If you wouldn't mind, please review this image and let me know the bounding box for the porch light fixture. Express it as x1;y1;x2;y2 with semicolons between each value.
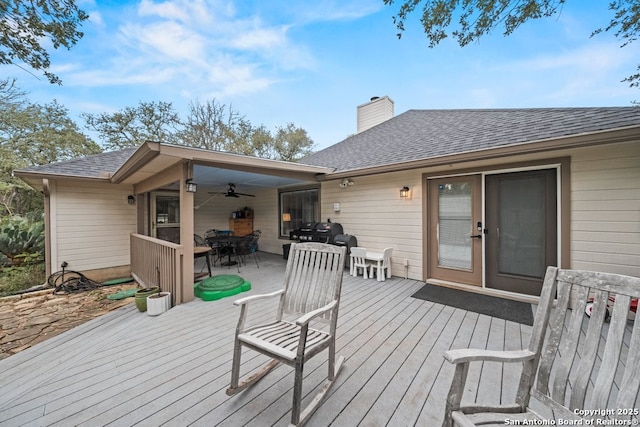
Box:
282;213;291;222
127;195;135;205
185;179;197;193
400;186;410;198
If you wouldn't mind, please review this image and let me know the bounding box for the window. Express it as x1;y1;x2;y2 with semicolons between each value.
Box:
280;188;319;238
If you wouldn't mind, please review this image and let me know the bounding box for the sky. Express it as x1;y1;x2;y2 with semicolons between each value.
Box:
7;0;640;151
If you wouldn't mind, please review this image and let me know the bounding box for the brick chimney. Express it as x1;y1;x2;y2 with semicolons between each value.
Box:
357;96;394;133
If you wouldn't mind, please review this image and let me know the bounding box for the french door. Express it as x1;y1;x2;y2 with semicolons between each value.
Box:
485;169;557;296
428;169;558;296
428;175;483;286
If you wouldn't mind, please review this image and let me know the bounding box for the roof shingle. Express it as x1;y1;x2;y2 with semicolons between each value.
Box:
301;107;640;173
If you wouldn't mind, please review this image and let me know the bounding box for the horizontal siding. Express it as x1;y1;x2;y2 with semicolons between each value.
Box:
54;181;136;272
321;170;423;280
570;142;640;276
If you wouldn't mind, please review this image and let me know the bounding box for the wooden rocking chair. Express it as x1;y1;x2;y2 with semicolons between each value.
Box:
226;242;347;426
442;266;640;427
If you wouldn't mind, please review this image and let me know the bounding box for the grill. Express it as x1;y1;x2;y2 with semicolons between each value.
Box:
290;221;344;244
333;234;358;267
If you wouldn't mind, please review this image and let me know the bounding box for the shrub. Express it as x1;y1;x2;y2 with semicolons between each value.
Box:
0;214;44;267
0;263;46;297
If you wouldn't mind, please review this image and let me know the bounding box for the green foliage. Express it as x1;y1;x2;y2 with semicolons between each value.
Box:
273;123;316;162
0;84;101;217
82;98;317;161
0;215;45;267
0;0;89;84
82;101;182;150
384;0;640;88
0;262;46;297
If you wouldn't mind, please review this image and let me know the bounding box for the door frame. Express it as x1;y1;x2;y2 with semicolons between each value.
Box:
423;158;570;296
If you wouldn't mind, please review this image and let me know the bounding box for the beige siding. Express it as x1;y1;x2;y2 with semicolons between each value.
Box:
321;170;424;280
52;181;136;273
570;142;640;276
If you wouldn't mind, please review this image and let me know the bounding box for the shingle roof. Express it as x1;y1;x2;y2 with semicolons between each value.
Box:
15;147;137;178
301;107;640;173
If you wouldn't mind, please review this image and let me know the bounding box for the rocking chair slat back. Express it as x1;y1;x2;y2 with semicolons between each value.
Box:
444;267;640;427
530;268;640;419
281;242;345;321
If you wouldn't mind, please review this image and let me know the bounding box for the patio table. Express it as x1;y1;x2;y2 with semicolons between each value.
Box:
206;235;245;267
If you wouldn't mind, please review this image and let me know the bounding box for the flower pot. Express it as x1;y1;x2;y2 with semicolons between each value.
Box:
134;287;159;312
147;292;171;316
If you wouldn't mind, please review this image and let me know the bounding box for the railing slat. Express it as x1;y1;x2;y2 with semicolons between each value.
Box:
130;234;185;306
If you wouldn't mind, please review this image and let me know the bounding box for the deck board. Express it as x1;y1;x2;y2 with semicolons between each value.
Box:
0;252;536;427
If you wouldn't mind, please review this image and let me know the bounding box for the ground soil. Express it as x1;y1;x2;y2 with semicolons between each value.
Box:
0;283;139;361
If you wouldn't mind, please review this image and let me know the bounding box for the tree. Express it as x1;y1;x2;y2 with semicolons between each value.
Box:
0;90;100;216
180;99;251;152
82;101;182;150
272;123;316;162
0;0;89;85
384;0;640;87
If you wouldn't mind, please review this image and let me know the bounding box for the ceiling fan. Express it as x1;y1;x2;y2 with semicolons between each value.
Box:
222;183;255;198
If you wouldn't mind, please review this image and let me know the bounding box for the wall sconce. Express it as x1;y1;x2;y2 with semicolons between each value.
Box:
339;178;354;188
127;195;135;205
282;213;291;222
185;179;197;193
333;202;340;212
400;186;410;198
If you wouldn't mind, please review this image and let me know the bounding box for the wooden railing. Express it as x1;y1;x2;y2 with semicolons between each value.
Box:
130;233;184;306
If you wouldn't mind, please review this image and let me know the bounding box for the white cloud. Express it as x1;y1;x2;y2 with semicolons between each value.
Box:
51;0;381;104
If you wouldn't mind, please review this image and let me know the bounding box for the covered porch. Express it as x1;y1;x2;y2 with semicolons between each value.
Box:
0;253;532;426
119;142;332;305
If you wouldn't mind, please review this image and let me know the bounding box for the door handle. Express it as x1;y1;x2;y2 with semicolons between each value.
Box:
470;234;483;239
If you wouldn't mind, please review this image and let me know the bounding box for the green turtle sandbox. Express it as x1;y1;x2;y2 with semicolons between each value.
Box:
195;274;251;301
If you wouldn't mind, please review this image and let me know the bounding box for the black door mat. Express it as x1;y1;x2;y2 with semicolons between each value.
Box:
411;283;534;326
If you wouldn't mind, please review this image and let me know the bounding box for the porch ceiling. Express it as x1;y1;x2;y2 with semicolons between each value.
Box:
114;142;333;191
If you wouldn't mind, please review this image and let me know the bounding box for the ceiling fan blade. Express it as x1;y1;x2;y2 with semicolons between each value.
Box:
235;192;255;197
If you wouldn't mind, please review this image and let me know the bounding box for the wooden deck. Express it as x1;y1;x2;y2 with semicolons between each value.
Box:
0;252;533;427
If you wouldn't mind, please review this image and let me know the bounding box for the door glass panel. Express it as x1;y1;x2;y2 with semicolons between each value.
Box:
438;182;472;270
497;175;545;278
156;196;180;225
155;195;180;243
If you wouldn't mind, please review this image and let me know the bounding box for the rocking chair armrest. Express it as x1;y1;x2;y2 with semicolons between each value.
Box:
233;289;285;306
295;300;337;326
444;348;536;365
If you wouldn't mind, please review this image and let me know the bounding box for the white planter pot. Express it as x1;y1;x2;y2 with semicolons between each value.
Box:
147;292;171;316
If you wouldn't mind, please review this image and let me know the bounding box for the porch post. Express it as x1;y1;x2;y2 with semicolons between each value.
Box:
180;162;195;303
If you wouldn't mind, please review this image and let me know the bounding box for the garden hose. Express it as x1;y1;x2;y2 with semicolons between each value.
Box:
48;270;103;295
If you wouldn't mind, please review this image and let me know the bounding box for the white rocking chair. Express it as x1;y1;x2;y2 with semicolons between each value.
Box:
226;242;347;426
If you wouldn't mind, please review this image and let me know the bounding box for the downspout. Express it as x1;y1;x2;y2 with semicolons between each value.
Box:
42;179;52;280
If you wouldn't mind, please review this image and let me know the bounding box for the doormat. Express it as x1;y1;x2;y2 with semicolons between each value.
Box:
411;283;534;326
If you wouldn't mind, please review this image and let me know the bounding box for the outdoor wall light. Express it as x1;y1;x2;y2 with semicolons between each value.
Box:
185;179;197;193
400;186;410;198
282;213;291;222
333;202;341;212
127;195;135;205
